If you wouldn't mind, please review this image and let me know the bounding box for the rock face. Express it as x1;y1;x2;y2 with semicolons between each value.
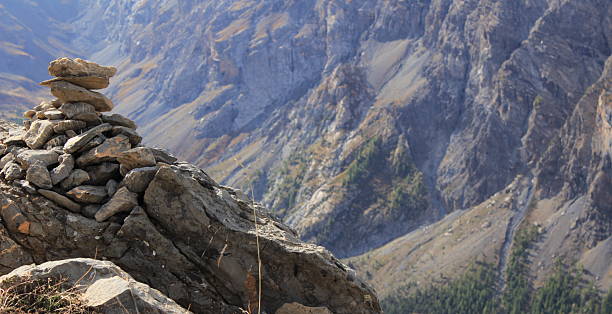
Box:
0;258;189;313
0;59;381;313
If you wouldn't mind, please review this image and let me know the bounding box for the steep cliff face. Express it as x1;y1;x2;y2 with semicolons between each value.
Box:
0;0;610;260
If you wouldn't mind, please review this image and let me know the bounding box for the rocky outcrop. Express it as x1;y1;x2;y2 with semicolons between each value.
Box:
0;58;381;313
0;258;190;313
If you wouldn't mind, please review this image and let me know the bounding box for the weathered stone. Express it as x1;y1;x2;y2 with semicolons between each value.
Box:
0;144;6;156
106;179;118;197
33;101;55;112
40;76;110;90
85;162;120;185
76;135;131;167
65;130;78;138
123;166;157;193
3;134;25;146
76;135;105;154
50;81;114;112
81;204;100;219
15;149;59;168
85;117;103;127
116;147;156;172
150;147;178;164
23;110;36;119
59;102;97;120
48;57;117;78
110;126;142;146
59;169;90;190
95;187;138;222
14;179;37;194
0;153;15;169
67;185;108;204
53;120;87;133
38;189;81;212
23;120;31;131
26;161;53;189
50;154;74;185
0;259;190;313
2;161;24;180
63;123;112;154
43;110;64;120
23;120;55;149
101;114;137;129
44;135;68;150
276;303;333;314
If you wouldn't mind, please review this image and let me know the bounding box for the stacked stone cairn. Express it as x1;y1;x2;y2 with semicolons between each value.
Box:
0;58;177;222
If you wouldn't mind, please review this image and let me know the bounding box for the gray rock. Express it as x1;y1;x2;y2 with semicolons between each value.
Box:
123;166;157;193
276;303;333;314
85;162;120;185
76;134;131;167
81;204;100;219
25;161;53;189
106;179;118;197
53;120;87;133
40;76;110;90
23;120;55;149
95;187;138;222
50;81;114;112
50;154;75;185
43;110;64;120
0;258;190;314
2;161;24;180
0;153;15;169
33;101;56;112
116;147;156;172
3;134;25;146
48;57;117;78
75;135;105;154
101;114;137;129
110;126;142;146
15;149;59;168
23;120;31;131
65;129;78;138
38;189;81;212
67;185;108;204
151;147;178;164
14;180;37;194
44;135;68;150
63;123;112;154
59;169;90;190
59;102;98;120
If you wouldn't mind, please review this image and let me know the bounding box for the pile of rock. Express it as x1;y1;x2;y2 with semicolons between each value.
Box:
0;57;176;223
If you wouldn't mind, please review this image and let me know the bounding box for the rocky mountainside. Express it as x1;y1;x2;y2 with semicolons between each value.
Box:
0;58;381;313
58;0;610;260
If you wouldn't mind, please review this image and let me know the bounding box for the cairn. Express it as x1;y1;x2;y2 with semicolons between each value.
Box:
0;58;176;222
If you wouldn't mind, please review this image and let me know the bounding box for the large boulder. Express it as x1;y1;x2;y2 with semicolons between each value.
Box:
0;258;190;313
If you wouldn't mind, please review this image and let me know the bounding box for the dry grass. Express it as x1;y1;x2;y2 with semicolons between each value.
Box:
0;276;98;313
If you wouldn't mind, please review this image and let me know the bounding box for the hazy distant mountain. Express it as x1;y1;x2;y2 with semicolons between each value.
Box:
1;0;610;310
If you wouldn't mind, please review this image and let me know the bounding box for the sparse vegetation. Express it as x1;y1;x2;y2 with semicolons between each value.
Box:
381;224;610;314
0;276;96;313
